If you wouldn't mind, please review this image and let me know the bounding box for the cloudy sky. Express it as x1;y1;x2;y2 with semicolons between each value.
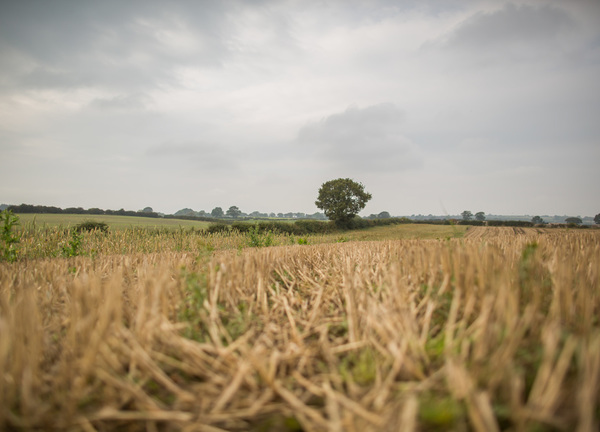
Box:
1;0;599;216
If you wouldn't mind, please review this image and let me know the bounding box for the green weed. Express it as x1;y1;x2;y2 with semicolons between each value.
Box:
1;210;20;262
339;347;377;386
61;230;83;257
418;394;465;430
247;225;274;248
178;269;210;341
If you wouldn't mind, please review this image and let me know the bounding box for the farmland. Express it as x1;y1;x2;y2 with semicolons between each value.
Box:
1;223;599;431
15;213;212;231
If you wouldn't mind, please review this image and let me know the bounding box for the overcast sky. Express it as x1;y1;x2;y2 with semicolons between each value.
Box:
1;0;599;216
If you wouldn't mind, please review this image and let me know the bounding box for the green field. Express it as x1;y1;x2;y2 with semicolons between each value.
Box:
15;213;211;230
13;213;468;240
336;222;468;241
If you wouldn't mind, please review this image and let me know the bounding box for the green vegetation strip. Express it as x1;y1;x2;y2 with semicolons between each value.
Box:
15;213;211;230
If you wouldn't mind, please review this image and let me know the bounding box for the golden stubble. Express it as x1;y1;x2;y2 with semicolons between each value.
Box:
1;227;599;431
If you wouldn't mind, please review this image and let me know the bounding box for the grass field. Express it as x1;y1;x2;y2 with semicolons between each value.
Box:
1;222;599;431
337;223;468;241
15;213;212;230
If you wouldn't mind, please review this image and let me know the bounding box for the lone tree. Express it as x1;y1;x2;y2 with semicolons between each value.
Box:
565;217;582;225
211;207;224;218
461;210;473;221
475;211;486;221
594;213;600;225
531;215;545;224
226;206;242;218
315;178;372;228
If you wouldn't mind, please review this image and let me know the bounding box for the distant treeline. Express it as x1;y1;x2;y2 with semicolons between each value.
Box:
5;204;592;230
164;214;220;223
7;204;161;218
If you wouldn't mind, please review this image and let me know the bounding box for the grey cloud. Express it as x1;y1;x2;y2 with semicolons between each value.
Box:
442;3;575;53
1;1;597;216
0;0;308;94
297;103;422;172
0;1;234;92
89;93;152;111
146;141;237;171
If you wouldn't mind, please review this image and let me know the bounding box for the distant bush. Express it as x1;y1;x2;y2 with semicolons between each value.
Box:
206;222;231;234
74;220;109;233
342;217;370;230
256;221;292;235
231;222;252;233
165;214;215;223
255;220;336;235
487;220;534;227
294;220;336;234
209;216;474;235
458;220;485;226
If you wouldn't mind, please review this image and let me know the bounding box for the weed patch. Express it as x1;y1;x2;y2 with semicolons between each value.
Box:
1;210;20;262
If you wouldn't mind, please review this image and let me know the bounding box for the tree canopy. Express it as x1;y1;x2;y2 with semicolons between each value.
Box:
226;206;242;218
461;210;473;221
315;178;372;228
565;217;582;225
531;216;545;224
211;207;224;218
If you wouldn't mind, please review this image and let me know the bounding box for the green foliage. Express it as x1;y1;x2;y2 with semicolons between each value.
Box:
338;348;377;386
293;219;335;234
178;269;209;341
252;220;335;236
206;222;230;233
565;217;582;225
475;211;486;221
1;210;20;262
247;225;274;248
487;220;534;227
74;220;109;233
61;230;83;257
297;237;308;245
519;242;552;311
251;414;303;432
231;222;252;233
457;219;485;226
419;393;465;430
461;210;473;221
315;178;372;228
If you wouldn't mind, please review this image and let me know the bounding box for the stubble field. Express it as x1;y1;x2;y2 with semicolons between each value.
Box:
1;225;599;431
